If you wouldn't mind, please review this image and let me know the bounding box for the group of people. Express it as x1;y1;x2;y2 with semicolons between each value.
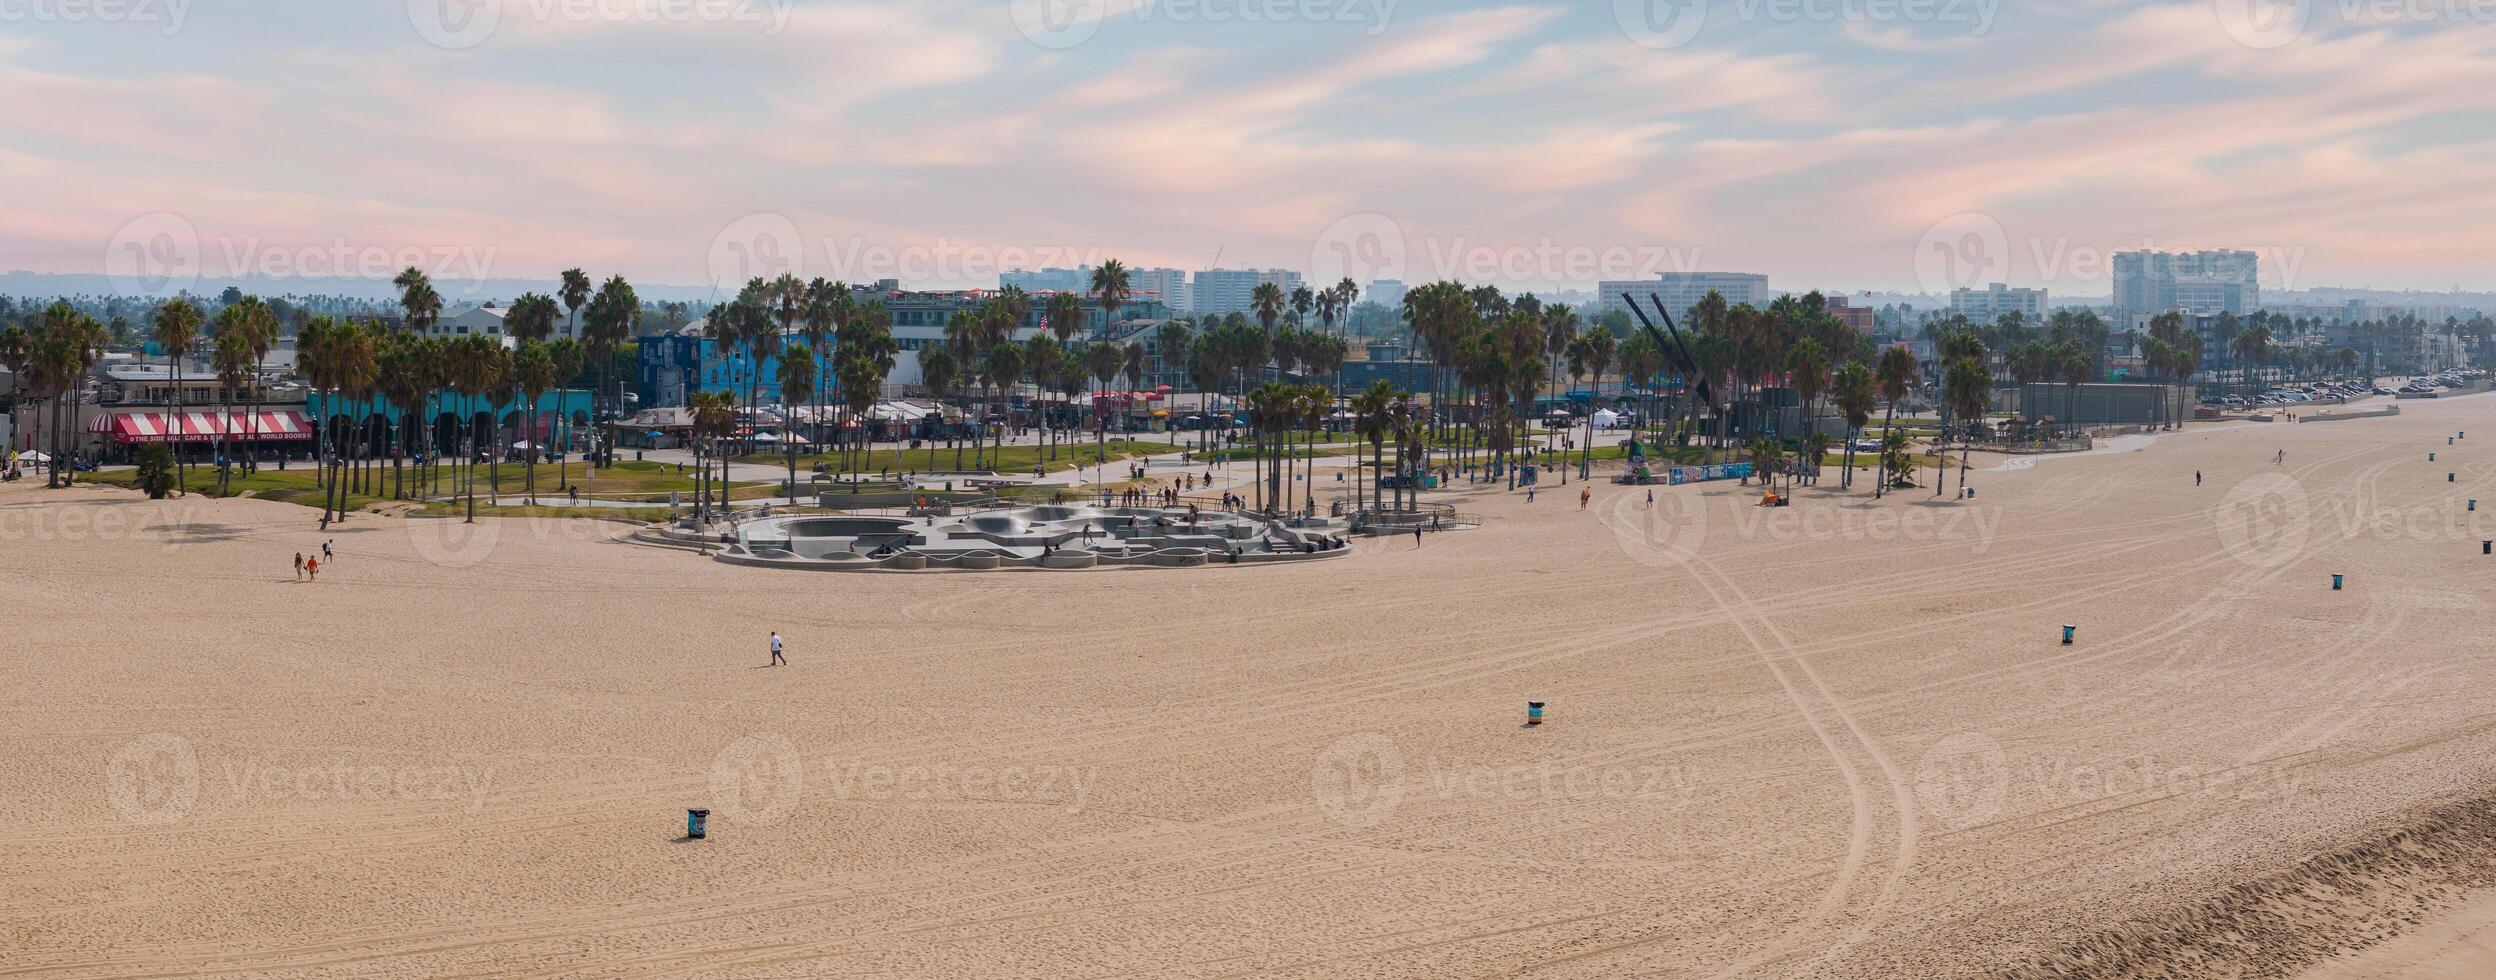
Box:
291;539;336;582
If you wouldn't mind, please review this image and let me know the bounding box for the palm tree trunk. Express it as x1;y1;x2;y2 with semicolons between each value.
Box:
463;399;477;523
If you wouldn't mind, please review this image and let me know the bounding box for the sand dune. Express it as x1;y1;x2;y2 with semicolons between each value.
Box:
8;397;2496;978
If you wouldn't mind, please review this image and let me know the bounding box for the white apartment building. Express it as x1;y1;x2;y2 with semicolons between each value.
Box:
1193;268;1305;318
1127;267;1190;314
1595;273;1772;324
426;306;511;340
423;305;594;342
2111;249;2260;319
1950;283;2048;323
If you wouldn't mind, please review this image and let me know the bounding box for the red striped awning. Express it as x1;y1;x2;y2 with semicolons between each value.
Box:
88;411;316;443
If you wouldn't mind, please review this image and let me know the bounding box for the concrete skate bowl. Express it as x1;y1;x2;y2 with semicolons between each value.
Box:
712;505;1356;572
742;516;918;559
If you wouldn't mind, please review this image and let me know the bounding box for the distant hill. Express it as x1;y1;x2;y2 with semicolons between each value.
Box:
0;272;730;306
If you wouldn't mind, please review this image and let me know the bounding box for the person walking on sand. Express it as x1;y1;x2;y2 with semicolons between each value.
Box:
768;631;786;667
2196;470;2202;486
1646;487;1655;508
1580;486;1591;510
322;539;333;562
1413;525;1423;548
305;556;319;582
293;552;305;581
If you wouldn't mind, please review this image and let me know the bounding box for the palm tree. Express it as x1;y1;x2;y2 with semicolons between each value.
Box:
798;278;844;448
0;324;28;460
981;339;1026;469
1085;339;1121;460
583;275;638;473
152;297;203;490
687;390;738;522
1044;291;1085;456
36;303;104;488
1351;379;1401;514
512;342;557;504
322;322;380;522
1780;337;1828;485
211;331;252;493
1090;260;1132;343
777;342;815;502
1576;321;1614;475
2055;341;2093;438
477;342;515;509
1251;281;1285;335
1247;380;1300;512
230;296;279;474
444;333;494;521
394;267;444;335
919;344;961;468
298;317;337;502
503;293;560;492
1872;346;1917;499
1944;357;1990;494
1544;309;1578;449
1832;361;1874;490
559;268;591;341
545;337;584;491
1122;341;1148;436
1022;334;1064;461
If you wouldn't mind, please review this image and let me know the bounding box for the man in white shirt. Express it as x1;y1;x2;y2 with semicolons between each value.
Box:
769;632;786;667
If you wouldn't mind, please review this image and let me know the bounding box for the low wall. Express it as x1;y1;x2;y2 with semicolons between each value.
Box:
816;491;997;509
2299;405;2401;423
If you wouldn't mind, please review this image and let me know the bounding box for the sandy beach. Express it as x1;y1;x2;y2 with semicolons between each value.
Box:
9;396;2496;978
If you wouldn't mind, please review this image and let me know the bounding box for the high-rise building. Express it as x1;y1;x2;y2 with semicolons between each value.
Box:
1001;266;1191;313
1365;279;1408;310
998;267;1089;293
1193;268;1305;317
1596;273;1771;324
1950;283;2048;323
2111;249;2259;320
1127;267;1191;314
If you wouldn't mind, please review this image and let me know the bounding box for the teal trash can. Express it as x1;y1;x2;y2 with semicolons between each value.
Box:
2332;573;2344;590
2061;624;2075;645
1526;701;1545;726
687;808;709;839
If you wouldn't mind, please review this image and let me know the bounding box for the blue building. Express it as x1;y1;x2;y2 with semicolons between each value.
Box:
639;334;841;409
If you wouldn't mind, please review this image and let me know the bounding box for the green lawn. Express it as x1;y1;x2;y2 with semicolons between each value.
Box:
734;438;1193;475
97;460;774;513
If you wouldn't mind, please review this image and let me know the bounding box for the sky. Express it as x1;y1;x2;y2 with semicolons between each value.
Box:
2;0;2493;303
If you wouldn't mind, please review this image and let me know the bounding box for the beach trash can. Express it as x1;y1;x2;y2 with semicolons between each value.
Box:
687;808;709;839
2484;540;2491;555
1527;701;1545;726
2061;624;2075;645
2332;573;2344;590
2430;453;2437;461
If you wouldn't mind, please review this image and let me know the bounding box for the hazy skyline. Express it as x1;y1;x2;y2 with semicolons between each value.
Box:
4;0;2492;299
